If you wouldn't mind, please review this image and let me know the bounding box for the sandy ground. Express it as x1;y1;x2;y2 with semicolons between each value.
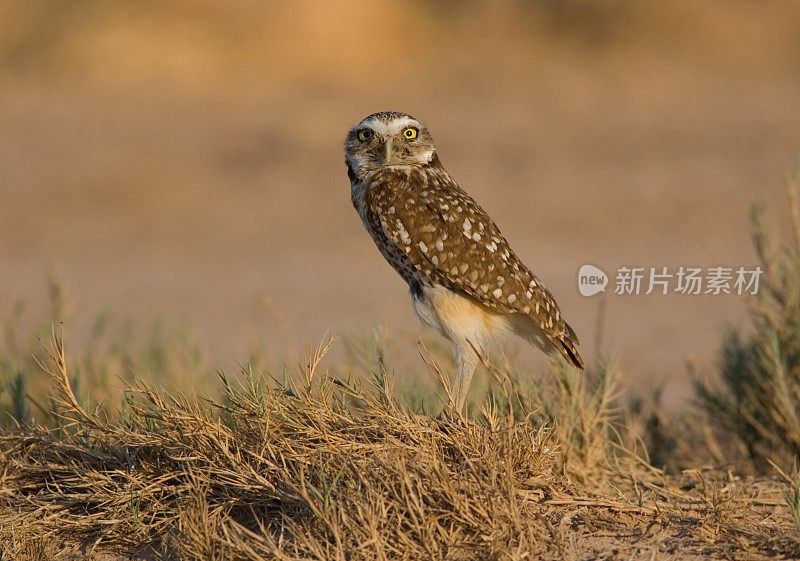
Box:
2;2;800;407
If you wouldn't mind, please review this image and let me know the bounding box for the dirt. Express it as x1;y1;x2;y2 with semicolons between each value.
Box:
22;476;800;560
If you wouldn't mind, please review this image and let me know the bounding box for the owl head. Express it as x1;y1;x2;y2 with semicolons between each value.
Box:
345;112;437;176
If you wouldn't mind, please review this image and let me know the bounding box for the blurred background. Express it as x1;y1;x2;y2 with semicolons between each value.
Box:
2;0;800;405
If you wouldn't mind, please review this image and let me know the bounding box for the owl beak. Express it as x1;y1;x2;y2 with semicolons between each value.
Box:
382;139;394;163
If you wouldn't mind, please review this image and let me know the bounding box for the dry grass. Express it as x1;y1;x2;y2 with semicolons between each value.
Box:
1;331;798;560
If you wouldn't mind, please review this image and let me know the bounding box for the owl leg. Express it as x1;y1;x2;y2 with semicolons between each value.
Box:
449;340;479;412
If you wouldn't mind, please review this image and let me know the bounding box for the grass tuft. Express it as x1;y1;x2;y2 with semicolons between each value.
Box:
695;161;800;473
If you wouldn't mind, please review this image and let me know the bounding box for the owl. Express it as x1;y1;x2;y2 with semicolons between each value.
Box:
345;111;583;413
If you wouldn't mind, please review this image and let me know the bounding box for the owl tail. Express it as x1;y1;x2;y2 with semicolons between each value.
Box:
511;315;584;370
556;322;584;370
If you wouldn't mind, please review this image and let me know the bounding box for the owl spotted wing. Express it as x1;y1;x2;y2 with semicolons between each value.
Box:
373;176;582;368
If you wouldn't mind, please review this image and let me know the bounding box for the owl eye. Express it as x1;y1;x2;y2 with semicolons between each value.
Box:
357;129;373;142
403;127;418;139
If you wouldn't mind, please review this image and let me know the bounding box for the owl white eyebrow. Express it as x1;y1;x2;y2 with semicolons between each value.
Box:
358;117;420;137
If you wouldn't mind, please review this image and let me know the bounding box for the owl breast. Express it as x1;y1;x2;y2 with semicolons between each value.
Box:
351;177;417;285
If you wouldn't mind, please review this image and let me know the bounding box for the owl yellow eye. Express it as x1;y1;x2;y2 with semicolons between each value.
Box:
403;127;418;139
357;129;373;142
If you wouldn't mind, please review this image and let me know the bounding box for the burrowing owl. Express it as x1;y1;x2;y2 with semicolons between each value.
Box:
346;111;583;412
